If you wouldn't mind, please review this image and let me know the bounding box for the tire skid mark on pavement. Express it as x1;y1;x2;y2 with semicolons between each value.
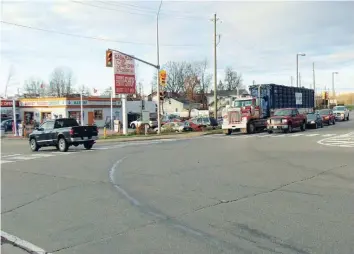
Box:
107;157;255;254
317;131;354;148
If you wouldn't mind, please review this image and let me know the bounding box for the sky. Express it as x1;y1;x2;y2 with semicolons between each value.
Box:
1;0;353;97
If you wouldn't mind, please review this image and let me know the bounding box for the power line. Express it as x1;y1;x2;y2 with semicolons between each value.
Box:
97;0;204;17
72;0;206;20
1;20;206;47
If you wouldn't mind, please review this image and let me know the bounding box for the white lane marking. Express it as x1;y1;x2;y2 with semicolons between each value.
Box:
1;160;14;164
270;135;285;138
30;154;55;158
305;134;320;137
9;156;36;160
109;157;140;206
1;230;51;254
322;134;336;137
317;131;354;148
290;134;304;137
2;154;22;158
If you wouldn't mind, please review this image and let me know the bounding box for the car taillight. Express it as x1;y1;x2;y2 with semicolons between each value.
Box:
69;128;74;136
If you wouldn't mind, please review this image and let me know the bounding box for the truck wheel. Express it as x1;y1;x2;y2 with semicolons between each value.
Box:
58;138;68;152
84;142;93;150
285;125;292;133
267;130;273;134
223;129;232;135
247;123;255;134
30;138;40;152
300;122;306;131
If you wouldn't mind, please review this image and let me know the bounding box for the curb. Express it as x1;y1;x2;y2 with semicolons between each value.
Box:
1;231;51;254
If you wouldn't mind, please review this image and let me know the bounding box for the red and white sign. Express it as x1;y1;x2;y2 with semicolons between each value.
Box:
114;52;136;94
1;100;19;107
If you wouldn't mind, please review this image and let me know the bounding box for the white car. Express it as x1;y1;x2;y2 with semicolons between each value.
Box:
130;118;158;129
332;106;350;121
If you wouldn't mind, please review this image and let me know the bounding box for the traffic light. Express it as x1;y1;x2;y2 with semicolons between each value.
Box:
159;70;167;86
106;50;113;67
159;91;167;101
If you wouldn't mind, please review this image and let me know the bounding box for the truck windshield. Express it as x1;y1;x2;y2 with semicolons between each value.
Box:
273;109;292;116
234;100;252;107
333;106;345;111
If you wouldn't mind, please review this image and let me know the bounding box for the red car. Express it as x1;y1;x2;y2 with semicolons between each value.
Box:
185;121;203;131
318;109;336;125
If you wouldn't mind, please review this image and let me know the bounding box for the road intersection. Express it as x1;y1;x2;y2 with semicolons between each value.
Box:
1;116;353;254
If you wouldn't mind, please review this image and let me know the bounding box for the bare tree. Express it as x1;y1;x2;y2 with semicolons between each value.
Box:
76;84;91;96
101;87;113;97
23;77;45;97
224;66;243;91
217;80;225;90
48;67;74;97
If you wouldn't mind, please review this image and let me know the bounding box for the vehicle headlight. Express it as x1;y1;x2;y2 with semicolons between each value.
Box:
311;121;315;124
242;117;247;122
341;113;344;116
282;119;287;123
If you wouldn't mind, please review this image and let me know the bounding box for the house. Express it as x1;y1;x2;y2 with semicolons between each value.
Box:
207;89;249;115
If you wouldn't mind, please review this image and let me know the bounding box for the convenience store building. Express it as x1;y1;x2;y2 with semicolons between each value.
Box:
17;97;156;127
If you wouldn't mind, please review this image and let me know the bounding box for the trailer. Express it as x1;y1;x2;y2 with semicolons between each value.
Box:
222;84;315;134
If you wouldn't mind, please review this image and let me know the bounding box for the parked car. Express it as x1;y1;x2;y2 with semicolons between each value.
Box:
332;106;350;121
306;113;323;129
318;109;336;125
1;119;22;132
29;118;98;152
190;117;218;128
130;118;158;129
154;122;192;133
267;108;307;133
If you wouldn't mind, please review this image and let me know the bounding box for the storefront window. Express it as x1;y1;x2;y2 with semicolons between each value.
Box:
94;110;103;120
68;111;80;120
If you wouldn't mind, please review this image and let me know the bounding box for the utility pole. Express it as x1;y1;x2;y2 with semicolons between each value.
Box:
296;53;306;88
312;62;316;108
156;0;162;134
212;13;219;119
299;72;301;87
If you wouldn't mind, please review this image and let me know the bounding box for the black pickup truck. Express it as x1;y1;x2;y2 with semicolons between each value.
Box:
29;118;99;152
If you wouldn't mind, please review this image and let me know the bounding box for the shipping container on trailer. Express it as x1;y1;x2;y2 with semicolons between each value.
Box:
249;84;314;118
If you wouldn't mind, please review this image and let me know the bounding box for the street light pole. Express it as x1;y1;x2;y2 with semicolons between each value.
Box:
296;53;306;88
332;71;338;98
156;0;162;134
212;13;219;119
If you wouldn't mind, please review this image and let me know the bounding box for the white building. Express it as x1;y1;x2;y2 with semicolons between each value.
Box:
17;97;156;127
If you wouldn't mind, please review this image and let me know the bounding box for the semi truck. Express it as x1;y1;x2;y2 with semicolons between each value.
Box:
221;84;315;134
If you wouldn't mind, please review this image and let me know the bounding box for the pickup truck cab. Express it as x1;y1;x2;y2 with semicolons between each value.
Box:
29;118;98;152
267;108;306;134
332;106;350;121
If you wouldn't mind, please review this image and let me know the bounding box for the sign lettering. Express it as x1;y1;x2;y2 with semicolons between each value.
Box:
113;52;136;95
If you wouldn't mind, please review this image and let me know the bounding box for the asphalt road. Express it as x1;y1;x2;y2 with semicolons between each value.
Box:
1;115;353;254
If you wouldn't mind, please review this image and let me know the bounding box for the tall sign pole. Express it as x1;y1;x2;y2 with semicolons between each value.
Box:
112;51;136;135
312;62;316;108
12;99;17;136
212;13;218;119
80;91;83;126
156;0;162;134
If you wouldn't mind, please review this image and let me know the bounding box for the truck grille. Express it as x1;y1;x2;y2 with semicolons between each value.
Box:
228;111;241;124
272;119;281;124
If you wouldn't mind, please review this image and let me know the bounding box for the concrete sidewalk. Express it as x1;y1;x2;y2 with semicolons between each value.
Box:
1;244;31;254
